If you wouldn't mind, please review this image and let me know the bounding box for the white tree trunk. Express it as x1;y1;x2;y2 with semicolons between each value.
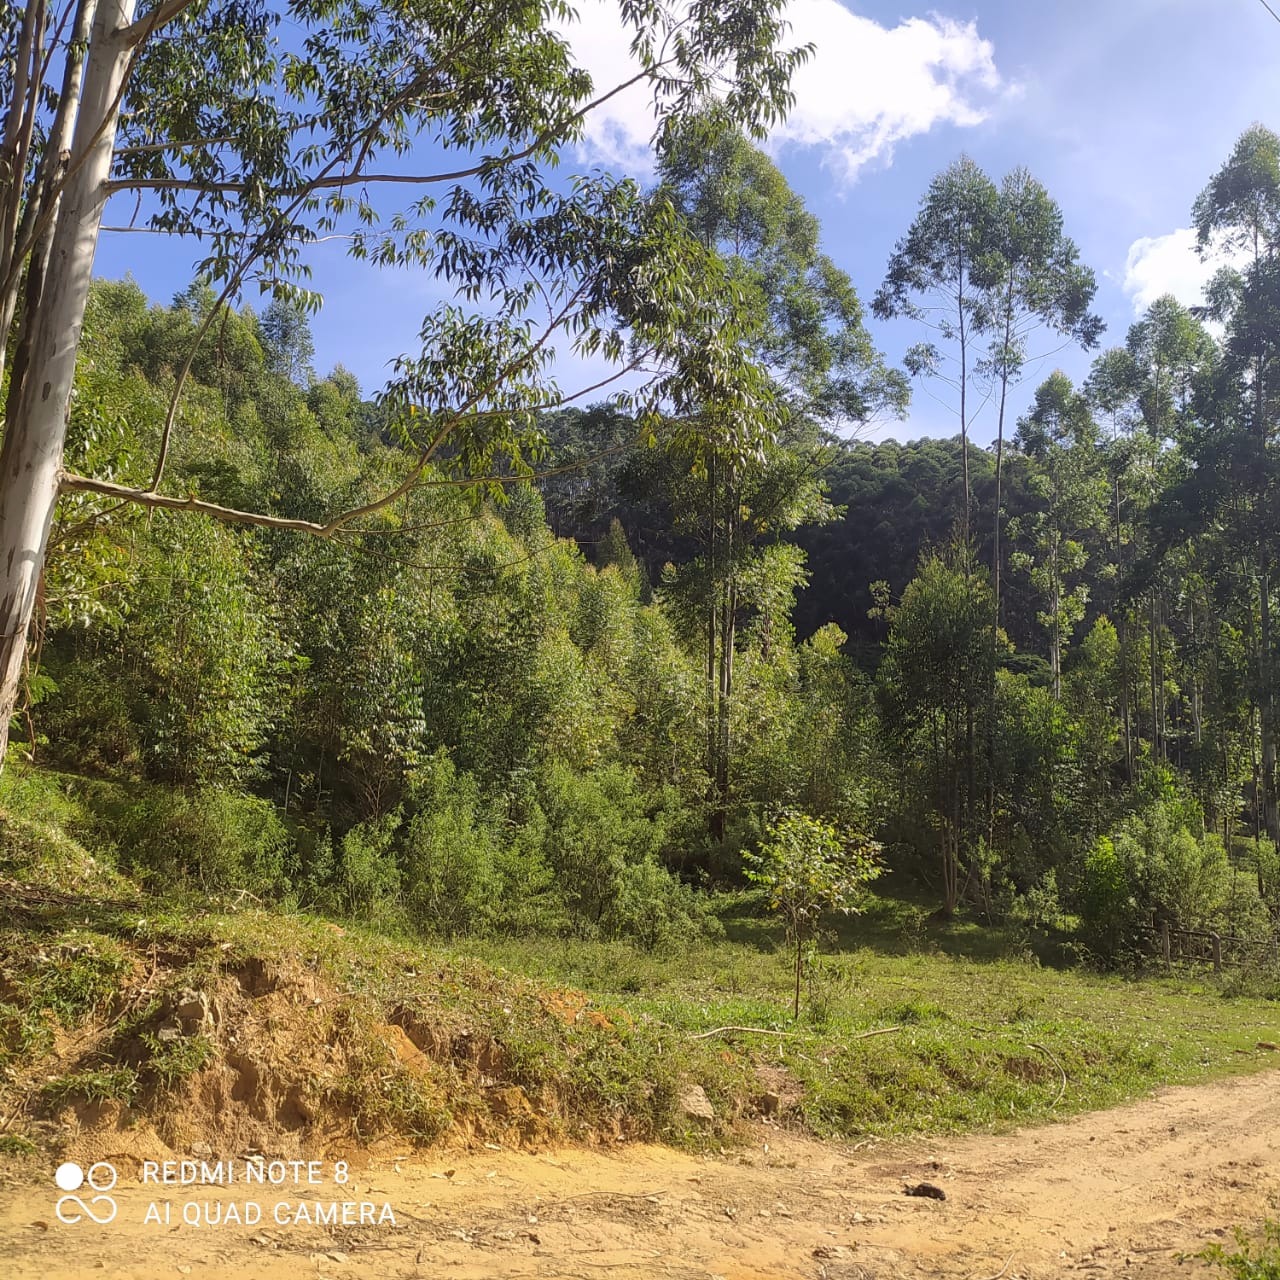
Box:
0;0;135;768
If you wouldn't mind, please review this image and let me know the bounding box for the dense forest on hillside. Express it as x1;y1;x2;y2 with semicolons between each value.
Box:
10;122;1280;968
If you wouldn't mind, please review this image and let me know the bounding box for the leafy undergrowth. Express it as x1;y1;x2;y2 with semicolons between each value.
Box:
1198;1221;1280;1278
2;793;1280;1167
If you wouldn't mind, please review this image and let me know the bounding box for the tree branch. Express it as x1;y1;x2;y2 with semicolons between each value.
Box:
58;474;342;534
118;0;198;45
107;60;660;201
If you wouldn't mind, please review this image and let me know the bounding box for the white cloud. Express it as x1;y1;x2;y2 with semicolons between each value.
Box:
774;2;1004;179
560;0;1006;179
1122;228;1250;314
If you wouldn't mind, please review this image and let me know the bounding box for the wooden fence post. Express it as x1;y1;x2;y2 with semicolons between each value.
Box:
1211;931;1222;973
1160;920;1171;968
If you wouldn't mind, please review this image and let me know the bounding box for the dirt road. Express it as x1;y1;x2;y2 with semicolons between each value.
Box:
2;1069;1278;1280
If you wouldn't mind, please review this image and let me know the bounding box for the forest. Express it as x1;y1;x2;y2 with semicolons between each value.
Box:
11;3;1280;1274
10;119;1280;970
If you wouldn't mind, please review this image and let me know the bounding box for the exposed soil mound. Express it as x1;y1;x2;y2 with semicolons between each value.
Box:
1;913;726;1170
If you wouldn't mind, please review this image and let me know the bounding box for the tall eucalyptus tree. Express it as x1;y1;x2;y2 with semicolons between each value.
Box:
977;168;1102;623
873;156;997;546
1191;124;1280;835
657;118;906;840
0;0;804;769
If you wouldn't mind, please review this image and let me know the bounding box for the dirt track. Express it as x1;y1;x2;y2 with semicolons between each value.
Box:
2;1068;1278;1279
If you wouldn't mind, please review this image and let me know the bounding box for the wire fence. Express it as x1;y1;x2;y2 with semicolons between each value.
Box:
1138;921;1280;972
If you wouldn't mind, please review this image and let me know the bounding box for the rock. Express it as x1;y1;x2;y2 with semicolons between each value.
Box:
173;989;213;1033
189;1142;213;1159
679;1084;715;1122
156;1023;182;1043
1257;1041;1279;1051
487;1085;533;1120
903;1182;947;1201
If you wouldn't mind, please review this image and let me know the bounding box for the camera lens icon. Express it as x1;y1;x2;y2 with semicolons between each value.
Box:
55;1161;119;1224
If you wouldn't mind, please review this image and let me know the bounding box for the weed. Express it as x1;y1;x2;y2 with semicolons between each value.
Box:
139;1032;213;1091
1199;1221;1280;1278
0;932;133;1070
42;1066;139;1108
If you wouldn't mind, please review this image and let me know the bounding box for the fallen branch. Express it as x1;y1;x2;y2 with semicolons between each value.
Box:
687;1023;902;1042
1026;1041;1067;1106
688;1025;799;1041
966;1252;1015;1280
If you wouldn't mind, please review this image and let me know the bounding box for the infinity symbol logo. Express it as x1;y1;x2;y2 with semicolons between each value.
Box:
53;1161;119;1224
55;1193;118;1225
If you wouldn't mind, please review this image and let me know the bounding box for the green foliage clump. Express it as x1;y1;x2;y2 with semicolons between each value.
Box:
102;787;291;897
41;1067;140;1109
400;754;502;937
1200;1222;1280;1280
139;1031;215;1091
0;931;134;1068
745;809;881;1017
537;763;717;948
1075;779;1234;959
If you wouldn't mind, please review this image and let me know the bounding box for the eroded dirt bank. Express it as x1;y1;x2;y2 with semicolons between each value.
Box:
3;1068;1278;1280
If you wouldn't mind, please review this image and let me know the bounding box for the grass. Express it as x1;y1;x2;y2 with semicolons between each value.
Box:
2;772;1280;1152
40;1066;140;1108
5;879;1280;1148
459;890;1280;1138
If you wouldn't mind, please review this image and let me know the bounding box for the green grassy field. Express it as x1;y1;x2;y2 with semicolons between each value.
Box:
4;872;1279;1158
3;771;1279;1157
462;889;1280;1137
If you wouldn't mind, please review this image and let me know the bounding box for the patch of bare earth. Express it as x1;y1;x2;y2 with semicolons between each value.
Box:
3;1069;1277;1279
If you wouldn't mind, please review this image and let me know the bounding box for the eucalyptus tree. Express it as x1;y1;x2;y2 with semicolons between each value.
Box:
656;119;906;841
1084;346;1144;776
877;548;993;915
1008;372;1107;700
1124;296;1216;767
873;156;998;545
0;0;804;770
977;167;1102;622
1190;125;1280;836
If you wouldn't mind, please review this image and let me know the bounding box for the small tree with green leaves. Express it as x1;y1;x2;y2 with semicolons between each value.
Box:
744;809;882;1019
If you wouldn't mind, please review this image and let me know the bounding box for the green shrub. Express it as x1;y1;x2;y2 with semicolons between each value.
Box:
539;762;662;936
1077;835;1138;956
533;763;714;946
1156;827;1228;930
107;788;291;896
491;802;564;935
37;664;142;775
400;755;501;936
1077;789;1232;960
609;858;722;951
327;812;402;919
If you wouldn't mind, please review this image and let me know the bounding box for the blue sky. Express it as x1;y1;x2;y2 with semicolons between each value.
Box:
95;0;1280;446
